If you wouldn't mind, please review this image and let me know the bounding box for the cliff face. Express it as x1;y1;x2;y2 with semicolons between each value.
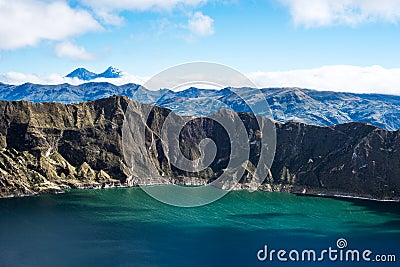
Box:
271;122;400;199
0;97;128;197
0;96;399;200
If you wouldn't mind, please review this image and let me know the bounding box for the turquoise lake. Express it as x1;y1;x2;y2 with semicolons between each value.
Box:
0;187;399;266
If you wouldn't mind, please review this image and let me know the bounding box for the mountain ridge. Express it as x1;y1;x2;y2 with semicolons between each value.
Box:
0;82;399;130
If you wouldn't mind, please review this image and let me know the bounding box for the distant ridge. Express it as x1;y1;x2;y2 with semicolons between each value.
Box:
0;81;399;130
150;87;400;130
66;66;122;80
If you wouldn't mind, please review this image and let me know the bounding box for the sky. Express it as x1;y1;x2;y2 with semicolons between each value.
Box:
0;0;400;94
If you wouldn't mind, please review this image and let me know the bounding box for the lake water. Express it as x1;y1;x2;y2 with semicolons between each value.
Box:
0;187;399;266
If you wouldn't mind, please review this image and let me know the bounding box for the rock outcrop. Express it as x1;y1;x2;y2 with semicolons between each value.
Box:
0;96;399;200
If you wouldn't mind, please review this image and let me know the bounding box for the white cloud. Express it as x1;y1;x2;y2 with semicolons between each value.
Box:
279;0;400;27
89;74;149;86
55;42;95;61
0;72;61;85
0;0;101;50
187;12;215;36
247;65;400;95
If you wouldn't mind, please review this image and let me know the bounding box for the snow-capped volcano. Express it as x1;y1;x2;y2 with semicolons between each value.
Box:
66;66;122;80
97;66;122;79
65;68;97;81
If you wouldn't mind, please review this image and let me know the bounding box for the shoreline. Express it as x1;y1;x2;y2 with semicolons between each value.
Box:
1;183;399;203
293;192;400;203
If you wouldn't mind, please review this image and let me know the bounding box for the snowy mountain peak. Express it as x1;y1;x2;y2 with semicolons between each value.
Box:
65;66;122;81
65;68;97;81
97;66;122;79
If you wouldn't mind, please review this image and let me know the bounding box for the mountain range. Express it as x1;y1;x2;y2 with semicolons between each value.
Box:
0;80;399;130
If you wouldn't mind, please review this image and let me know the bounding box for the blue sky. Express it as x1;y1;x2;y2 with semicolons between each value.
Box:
1;0;400;94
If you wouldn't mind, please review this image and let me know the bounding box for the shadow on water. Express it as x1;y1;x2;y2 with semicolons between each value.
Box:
228;212;308;219
346;219;400;232
343;198;400;217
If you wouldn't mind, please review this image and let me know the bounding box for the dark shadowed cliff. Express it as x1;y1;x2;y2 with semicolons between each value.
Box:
0;96;399;200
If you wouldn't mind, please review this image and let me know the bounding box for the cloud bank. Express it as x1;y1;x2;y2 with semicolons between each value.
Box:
1;65;400;95
248;65;400;95
279;0;400;27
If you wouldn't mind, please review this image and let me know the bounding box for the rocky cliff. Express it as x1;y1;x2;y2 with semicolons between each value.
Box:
0;96;399;200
